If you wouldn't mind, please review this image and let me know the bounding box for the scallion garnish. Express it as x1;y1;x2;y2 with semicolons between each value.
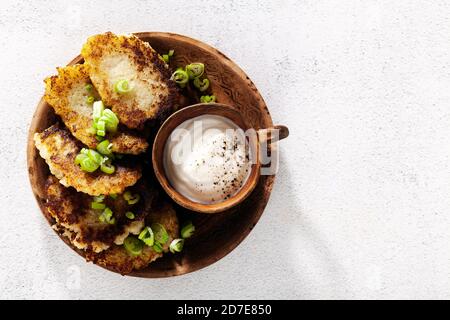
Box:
96;140;113;156
123;191;140;205
125;211;135;219
151;223;169;245
169;239;184;253
162;49;174;63
99;207;115;224
170;68;189;87
93;195;105;203
114;79;132;94
138;226;154;246
124;236;143;256
109;194;118;200
86;96;95;104
200;95;216;103
186;63;205;79
91;202;106;210
93;101;104;123
85;84;93;91
181;221;195;239
193;77;210;92
152;242;163;253
79;157;99;172
100;162;115;174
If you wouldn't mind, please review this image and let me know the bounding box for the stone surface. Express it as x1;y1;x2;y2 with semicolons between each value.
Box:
2;0;450;299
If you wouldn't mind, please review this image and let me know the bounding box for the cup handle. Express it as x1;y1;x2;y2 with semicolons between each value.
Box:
257;125;289;144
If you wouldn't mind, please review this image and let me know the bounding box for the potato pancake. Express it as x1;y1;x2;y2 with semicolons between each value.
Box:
81;32;178;129
34;124;141;196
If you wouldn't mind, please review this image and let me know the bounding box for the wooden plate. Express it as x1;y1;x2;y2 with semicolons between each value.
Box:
27;32;276;277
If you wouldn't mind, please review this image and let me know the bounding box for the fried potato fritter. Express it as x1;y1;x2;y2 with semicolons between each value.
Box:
81;32;178;129
45;176;152;253
87;202;179;274
44;64;148;154
34;124;141;196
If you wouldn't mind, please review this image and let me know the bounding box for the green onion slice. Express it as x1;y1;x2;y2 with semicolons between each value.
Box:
109;194;118;200
124;236;143;256
151;223;169;245
80;157;99;172
123;191;140;205
138;226;154;246
87;149;103;165
162;54;169;63
114;79;132;94
181;221;195;239
186;63;205;79
74;153;88;165
168;49;174;56
152;242;163;253
193;77;210;92
91;202;106;210
96;140;113;156
100;162;115;174
125;211;135;219
93;101;105;122
200;95;216;103
170;68;189;87
93;195;105;203
85;84;93;91
86;96;95;104
98;207;115;224
169;239;184;253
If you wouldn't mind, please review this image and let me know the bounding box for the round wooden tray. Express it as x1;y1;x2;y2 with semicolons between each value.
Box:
27;32;276;277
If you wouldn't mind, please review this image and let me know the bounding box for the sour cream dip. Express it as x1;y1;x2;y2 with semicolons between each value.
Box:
163;114;251;204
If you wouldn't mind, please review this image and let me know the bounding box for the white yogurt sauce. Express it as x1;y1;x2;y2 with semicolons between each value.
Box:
163;114;251;204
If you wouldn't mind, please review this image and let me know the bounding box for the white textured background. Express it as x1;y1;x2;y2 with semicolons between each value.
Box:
1;0;450;299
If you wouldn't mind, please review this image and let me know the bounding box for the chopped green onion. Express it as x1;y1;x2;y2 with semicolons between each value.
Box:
162;50;174;63
96;120;106;137
99;207;115;224
80;148;89;155
152;242;163;253
96;135;103;142
74;153;88;165
123;191;140;205
96;140;113;156
109;194;118;200
193;77;210;92
186;63;205;79
100;162;115;174
170;68;189;87
86;96;95;104
114;79;132;94
93;195;105;203
169;239;184;253
85;84;93;91
91;202;106;210
93;101;104;123
138;226;154;246
181;221;195;239
87;149;103;165
124;236;143;256
151;223;169;245
125;211;135;219
80;157;99;172
200;95;216;103
100;109;119;132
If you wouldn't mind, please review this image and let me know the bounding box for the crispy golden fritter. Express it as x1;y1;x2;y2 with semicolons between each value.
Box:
34;124;141;196
44;64;148;154
81;32;179;129
45;176;153;253
87;202;179;275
